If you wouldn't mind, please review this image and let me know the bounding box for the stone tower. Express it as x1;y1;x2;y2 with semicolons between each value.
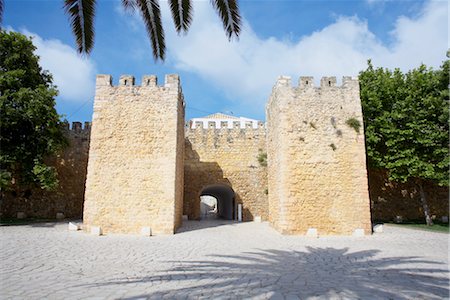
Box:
83;74;185;235
266;76;371;235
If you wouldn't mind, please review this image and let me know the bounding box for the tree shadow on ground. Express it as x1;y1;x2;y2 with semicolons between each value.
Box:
89;247;449;299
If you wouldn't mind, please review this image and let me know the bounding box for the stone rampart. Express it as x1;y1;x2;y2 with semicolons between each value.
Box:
266;76;372;235
0;122;90;219
83;74;185;235
369;169;449;222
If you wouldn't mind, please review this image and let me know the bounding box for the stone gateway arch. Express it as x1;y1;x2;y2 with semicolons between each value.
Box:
83;74;371;236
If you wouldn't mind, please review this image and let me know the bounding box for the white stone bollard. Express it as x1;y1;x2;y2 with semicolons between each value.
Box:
237;204;242;222
353;228;365;237
17;212;26;219
394;216;403;223
306;228;318;237
68;222;80;231
56;212;65;220
254;216;262;223
373;224;383;233
140;227;152;236
91;226;102;236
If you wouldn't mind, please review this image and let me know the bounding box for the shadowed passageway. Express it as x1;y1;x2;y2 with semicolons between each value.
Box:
200;184;235;220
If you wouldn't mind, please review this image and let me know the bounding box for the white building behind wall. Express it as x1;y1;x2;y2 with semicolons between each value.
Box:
189;113;263;129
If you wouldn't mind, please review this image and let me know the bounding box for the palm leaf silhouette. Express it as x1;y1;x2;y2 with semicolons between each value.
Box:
64;0;96;54
169;0;193;34
0;0;241;61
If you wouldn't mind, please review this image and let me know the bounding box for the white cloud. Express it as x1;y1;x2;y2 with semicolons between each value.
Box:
21;29;97;103
160;0;447;107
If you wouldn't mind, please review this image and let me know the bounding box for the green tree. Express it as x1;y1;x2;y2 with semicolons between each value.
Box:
360;60;449;225
0;0;241;61
0;30;67;194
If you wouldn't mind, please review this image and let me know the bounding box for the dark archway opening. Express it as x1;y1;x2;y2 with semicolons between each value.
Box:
200;184;235;220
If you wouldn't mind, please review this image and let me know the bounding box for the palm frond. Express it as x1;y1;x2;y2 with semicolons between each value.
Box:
64;0;96;54
211;0;241;40
0;0;4;25
169;0;193;34
122;0;136;12
136;0;165;61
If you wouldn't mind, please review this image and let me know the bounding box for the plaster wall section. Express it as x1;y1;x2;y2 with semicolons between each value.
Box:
83;74;184;235
184;126;268;221
267;76;372;235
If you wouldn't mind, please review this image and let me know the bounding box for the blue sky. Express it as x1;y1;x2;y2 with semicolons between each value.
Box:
3;0;448;122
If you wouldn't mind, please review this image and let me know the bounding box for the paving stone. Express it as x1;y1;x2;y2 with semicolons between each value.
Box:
0;221;448;299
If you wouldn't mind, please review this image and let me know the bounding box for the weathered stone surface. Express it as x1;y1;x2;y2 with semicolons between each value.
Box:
83;74;185;235
184;127;268;221
266;76;372;235
369;169;449;222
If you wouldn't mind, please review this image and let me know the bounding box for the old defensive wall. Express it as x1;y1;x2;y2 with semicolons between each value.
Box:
184;119;268;222
1;74;448;234
266;76;371;234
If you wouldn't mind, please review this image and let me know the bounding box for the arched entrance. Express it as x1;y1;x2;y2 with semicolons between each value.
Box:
200;184;235;220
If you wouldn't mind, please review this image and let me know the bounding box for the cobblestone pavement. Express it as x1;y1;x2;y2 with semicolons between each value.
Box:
0;220;448;300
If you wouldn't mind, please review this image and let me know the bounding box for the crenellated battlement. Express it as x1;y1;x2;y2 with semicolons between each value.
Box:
185;126;266;138
62;121;91;133
95;74;180;89
274;75;359;89
187;120;265;130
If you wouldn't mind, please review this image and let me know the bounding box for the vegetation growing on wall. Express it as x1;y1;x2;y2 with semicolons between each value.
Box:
359;60;449;225
257;149;267;167
345;117;361;133
0;31;67;193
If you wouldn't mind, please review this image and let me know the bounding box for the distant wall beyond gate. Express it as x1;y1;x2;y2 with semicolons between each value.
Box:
184;126;268;221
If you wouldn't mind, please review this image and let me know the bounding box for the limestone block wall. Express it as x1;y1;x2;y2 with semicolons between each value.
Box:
184;125;268;221
266;76;372;235
369;169;449;222
0;122;90;219
83;74;184;235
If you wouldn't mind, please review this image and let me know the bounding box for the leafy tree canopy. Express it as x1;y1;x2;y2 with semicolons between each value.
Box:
0;30;67;192
360;60;449;187
359;60;449;225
